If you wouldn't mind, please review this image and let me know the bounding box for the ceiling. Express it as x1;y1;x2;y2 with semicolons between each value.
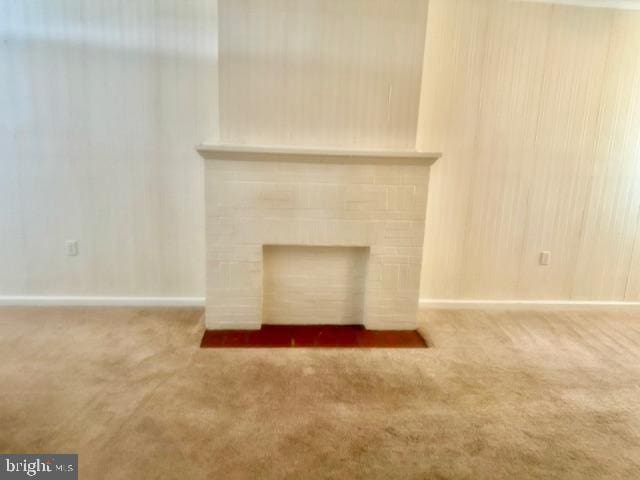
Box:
520;0;640;10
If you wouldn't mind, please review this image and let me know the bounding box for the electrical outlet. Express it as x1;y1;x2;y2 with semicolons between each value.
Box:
66;240;79;257
539;251;550;266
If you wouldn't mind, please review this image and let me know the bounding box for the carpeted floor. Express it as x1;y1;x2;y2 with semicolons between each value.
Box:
1;307;640;479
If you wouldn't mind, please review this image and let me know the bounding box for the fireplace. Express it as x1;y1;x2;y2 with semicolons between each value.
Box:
263;245;369;326
198;144;440;331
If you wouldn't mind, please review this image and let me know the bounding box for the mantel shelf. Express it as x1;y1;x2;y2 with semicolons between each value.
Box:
197;143;441;164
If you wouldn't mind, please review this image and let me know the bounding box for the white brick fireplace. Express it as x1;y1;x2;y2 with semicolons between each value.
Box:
198;144;440;331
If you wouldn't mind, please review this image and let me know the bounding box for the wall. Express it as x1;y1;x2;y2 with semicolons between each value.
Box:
5;0;640;305
217;0;430;150
0;0;218;298
0;0;428;301
418;0;640;301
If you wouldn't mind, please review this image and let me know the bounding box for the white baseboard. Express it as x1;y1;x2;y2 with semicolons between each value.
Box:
205;321;261;330
0;296;205;307
419;299;640;311
3;296;640;311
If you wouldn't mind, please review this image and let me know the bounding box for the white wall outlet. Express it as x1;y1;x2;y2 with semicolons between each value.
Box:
539;251;551;266
66;240;79;257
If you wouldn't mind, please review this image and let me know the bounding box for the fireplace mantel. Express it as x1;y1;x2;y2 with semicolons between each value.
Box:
198;142;441;331
197;143;441;164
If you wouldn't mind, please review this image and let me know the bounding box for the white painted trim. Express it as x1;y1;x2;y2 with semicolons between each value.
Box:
5;296;640;311
197;142;441;163
365;321;418;331
511;0;640;11
0;296;205;307
205;321;261;331
419;299;640;311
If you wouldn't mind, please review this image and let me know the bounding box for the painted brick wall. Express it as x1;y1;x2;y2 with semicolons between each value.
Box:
263;246;369;325
203;154;432;330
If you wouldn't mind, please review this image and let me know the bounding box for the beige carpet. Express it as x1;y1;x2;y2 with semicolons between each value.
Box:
1;307;640;479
